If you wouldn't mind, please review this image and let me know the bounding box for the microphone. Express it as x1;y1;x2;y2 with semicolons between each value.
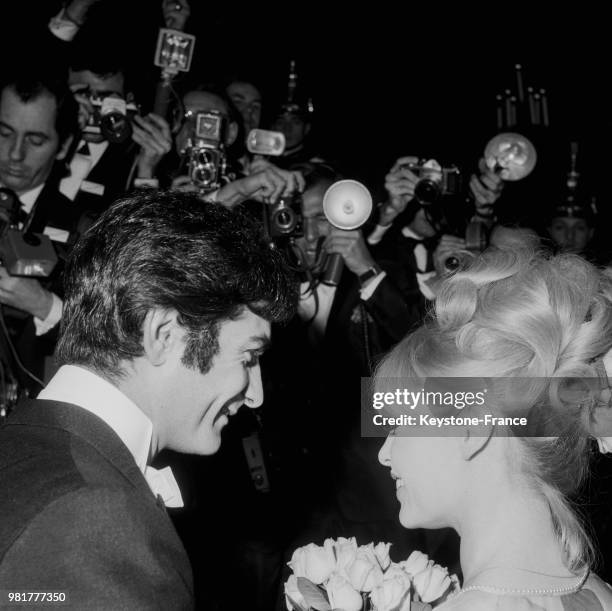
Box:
321;180;373;286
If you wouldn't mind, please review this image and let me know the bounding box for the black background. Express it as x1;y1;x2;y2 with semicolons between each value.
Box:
3;2;612;223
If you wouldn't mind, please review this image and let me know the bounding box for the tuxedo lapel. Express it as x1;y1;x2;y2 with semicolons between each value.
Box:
7;400;154;503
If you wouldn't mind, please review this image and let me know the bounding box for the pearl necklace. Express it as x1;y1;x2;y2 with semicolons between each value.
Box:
459;568;589;597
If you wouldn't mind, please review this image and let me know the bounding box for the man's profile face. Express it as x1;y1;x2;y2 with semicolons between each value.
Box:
226;81;262;135
272;112;309;151
294;183;333;267
175;91;237;154
0;86;62;194
159;308;270;455
548;216;593;254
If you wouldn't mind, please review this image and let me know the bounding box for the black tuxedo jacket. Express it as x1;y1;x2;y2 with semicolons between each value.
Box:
71;140;139;228
0;400;194;610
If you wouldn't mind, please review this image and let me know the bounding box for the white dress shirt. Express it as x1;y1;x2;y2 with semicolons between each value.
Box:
59;141;109;201
38;365;183;508
401;226;437;300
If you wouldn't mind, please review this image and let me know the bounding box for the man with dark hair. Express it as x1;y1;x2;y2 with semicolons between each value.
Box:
0;190;297;607
64;36;173;214
0;72;80;391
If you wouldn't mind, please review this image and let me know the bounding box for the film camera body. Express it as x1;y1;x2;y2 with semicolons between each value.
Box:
403;159;462;206
81;93;139;144
183;110;230;193
264;195;303;240
0;189;57;278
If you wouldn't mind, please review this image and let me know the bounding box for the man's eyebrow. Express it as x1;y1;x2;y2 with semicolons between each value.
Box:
0;121;14;132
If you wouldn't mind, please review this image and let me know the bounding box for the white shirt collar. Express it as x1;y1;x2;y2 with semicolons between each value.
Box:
38;365;183;507
13;183;45;215
401;225;424;240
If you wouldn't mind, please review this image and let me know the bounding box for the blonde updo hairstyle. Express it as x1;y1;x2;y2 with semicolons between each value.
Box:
376;243;612;572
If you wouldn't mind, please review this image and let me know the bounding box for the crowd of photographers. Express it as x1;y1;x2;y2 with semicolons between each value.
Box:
0;0;610;609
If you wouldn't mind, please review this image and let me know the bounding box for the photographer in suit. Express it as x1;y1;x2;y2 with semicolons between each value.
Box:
0;71;80;392
0;190;297;608
369;156;505;309
258;165;429;583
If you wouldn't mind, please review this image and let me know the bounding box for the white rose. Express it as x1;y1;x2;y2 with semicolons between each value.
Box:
288;543;336;585
374;542;392;570
284;574;307;611
327;572;363;611
412;562;452;603
346;551;383;592
383;564;411;589
359;542;379;566
370;575;411;611
363;563;384;592
335;537;359;573
400;550;431;576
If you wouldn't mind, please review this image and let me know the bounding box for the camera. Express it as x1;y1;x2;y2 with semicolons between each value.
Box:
404;159;462;205
0;189;57;278
82;94;139;144
183;111;229;193
263;194;303;240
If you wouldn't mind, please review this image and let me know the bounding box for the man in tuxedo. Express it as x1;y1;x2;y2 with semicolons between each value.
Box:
0;72;80;392
65;40;174;219
369;155;504;309
0;190;297;608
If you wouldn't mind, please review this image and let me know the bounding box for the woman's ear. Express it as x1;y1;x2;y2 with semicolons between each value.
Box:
460;421;495;461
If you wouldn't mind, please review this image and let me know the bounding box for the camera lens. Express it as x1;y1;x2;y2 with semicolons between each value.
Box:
274;208;297;233
100;112;132;144
414;179;441;205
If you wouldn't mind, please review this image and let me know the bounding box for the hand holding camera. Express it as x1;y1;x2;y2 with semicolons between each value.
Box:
0;266;53;320
133;113;172;179
381;156;419;226
469;157;504;219
323;229;376;278
216;165;305;209
71;86;139;144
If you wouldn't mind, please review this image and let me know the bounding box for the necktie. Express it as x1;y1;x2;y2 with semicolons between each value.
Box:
144;465;184;508
403;236;437;273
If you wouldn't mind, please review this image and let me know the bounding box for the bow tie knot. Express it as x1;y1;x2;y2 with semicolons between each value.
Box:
144;465;183;508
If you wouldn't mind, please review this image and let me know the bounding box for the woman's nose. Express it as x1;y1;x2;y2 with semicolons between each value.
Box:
378;436;393;466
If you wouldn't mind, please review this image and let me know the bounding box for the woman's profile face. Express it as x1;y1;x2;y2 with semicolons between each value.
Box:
378;432;463;529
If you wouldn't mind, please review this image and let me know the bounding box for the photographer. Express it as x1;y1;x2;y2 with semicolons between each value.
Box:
46;2;186;223
369;155;504;305
0;72;80;392
259;165;429;577
167;83;304;208
63;39;173;219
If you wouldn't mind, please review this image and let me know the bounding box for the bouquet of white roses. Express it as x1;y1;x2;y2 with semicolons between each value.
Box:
284;538;459;611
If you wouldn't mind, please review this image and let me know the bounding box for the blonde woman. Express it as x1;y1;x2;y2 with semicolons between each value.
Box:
377;246;612;609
